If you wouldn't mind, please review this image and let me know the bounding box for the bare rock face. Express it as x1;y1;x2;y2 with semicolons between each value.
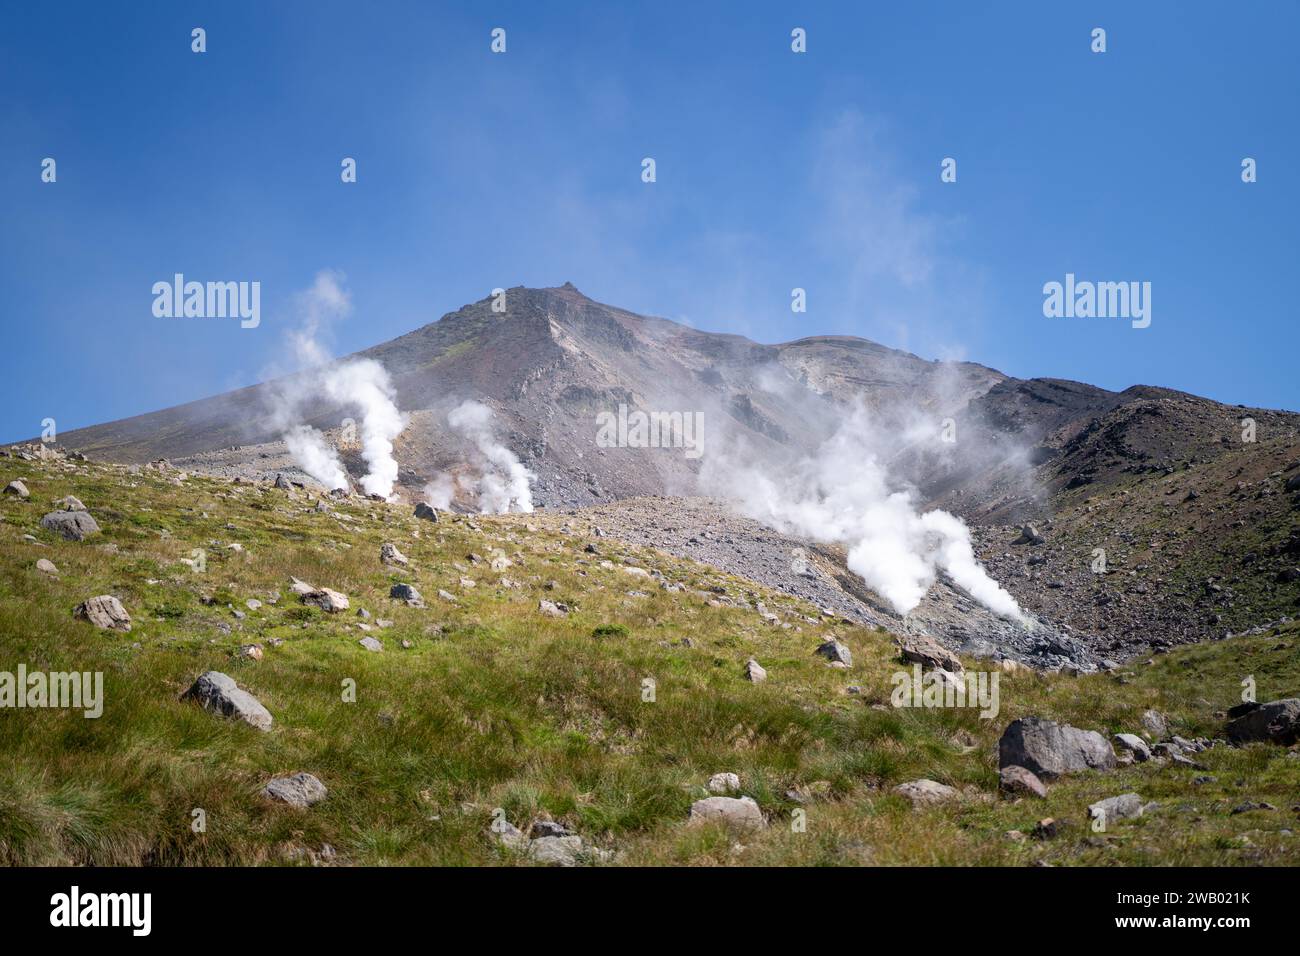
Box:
301;587;350;613
263;772;327;808
688;796;765;830
897;633;963;674
41;510;100;541
74;595;131;631
182;671;273;731
895;779;960;808
998;717;1116;780
1225;699;1300;745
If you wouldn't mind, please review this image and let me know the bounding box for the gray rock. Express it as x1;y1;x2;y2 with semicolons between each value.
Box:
55;495;87;512
389;582;424;607
301;587;349;613
815;638;852;667
1140;709;1168;738
414;502;439;522
688;795;765;830
263;772;327;808
1088;793;1144;826
380;542;409;566
528;835;584;866
529;820;574;839
1015;524;1045;545
74;595;131;631
897;632;963;674
895;779;960;807
999;765;1047;799
182;671;273;731
40;510;100;541
1114;733;1152;761
743;658;767;683
358;636;383;652
998;717;1116;779
3;479;29;499
36;558;59;575
488;813;529;851
538;599;568;618
707;772;740;794
1226;698;1300;745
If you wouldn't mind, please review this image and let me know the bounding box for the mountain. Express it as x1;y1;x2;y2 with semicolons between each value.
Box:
14;283;1300;660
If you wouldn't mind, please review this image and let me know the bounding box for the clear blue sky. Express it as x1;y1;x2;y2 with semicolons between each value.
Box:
2;1;1296;442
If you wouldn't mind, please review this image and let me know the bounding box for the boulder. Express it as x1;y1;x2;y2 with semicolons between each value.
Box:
894;779;960;808
999;765;1047;799
488;814;529;851
896;633;963;674
743;658;767;683
2;479;29;499
301;587;350;613
182;671;273;730
358;636;383;652
528;835;584;866
36;558;59;575
389;582;424;607
1225;698;1300;745
538;599;568;618
998;717;1116;779
1088;793;1144;826
54;495;86;511
707;772;740;794
814;638;852;667
263;772;327;808
1014;524;1045;545
688;796;765;830
274;474;292;490
74;595;131;631
380;542;408;566
1114;733;1152;761
414;502;439;522
40;510;100;541
1140;709;1168;738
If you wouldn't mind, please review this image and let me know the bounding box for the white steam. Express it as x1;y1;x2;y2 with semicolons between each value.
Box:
268;271;406;497
703;404;1024;621
428;400;535;513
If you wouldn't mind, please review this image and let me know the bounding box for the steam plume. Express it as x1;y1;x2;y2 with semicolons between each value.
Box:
703;403;1024;621
268;271;406;497
429;400;535;513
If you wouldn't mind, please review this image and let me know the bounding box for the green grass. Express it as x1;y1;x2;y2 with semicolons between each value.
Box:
0;457;1297;866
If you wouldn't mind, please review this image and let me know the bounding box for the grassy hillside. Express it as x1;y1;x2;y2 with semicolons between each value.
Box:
1;455;1297;866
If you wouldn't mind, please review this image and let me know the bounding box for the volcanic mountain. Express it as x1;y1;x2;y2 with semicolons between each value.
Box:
21;283;1300;661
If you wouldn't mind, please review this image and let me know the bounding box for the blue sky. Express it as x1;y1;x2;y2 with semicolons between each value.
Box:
2;1;1296;441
